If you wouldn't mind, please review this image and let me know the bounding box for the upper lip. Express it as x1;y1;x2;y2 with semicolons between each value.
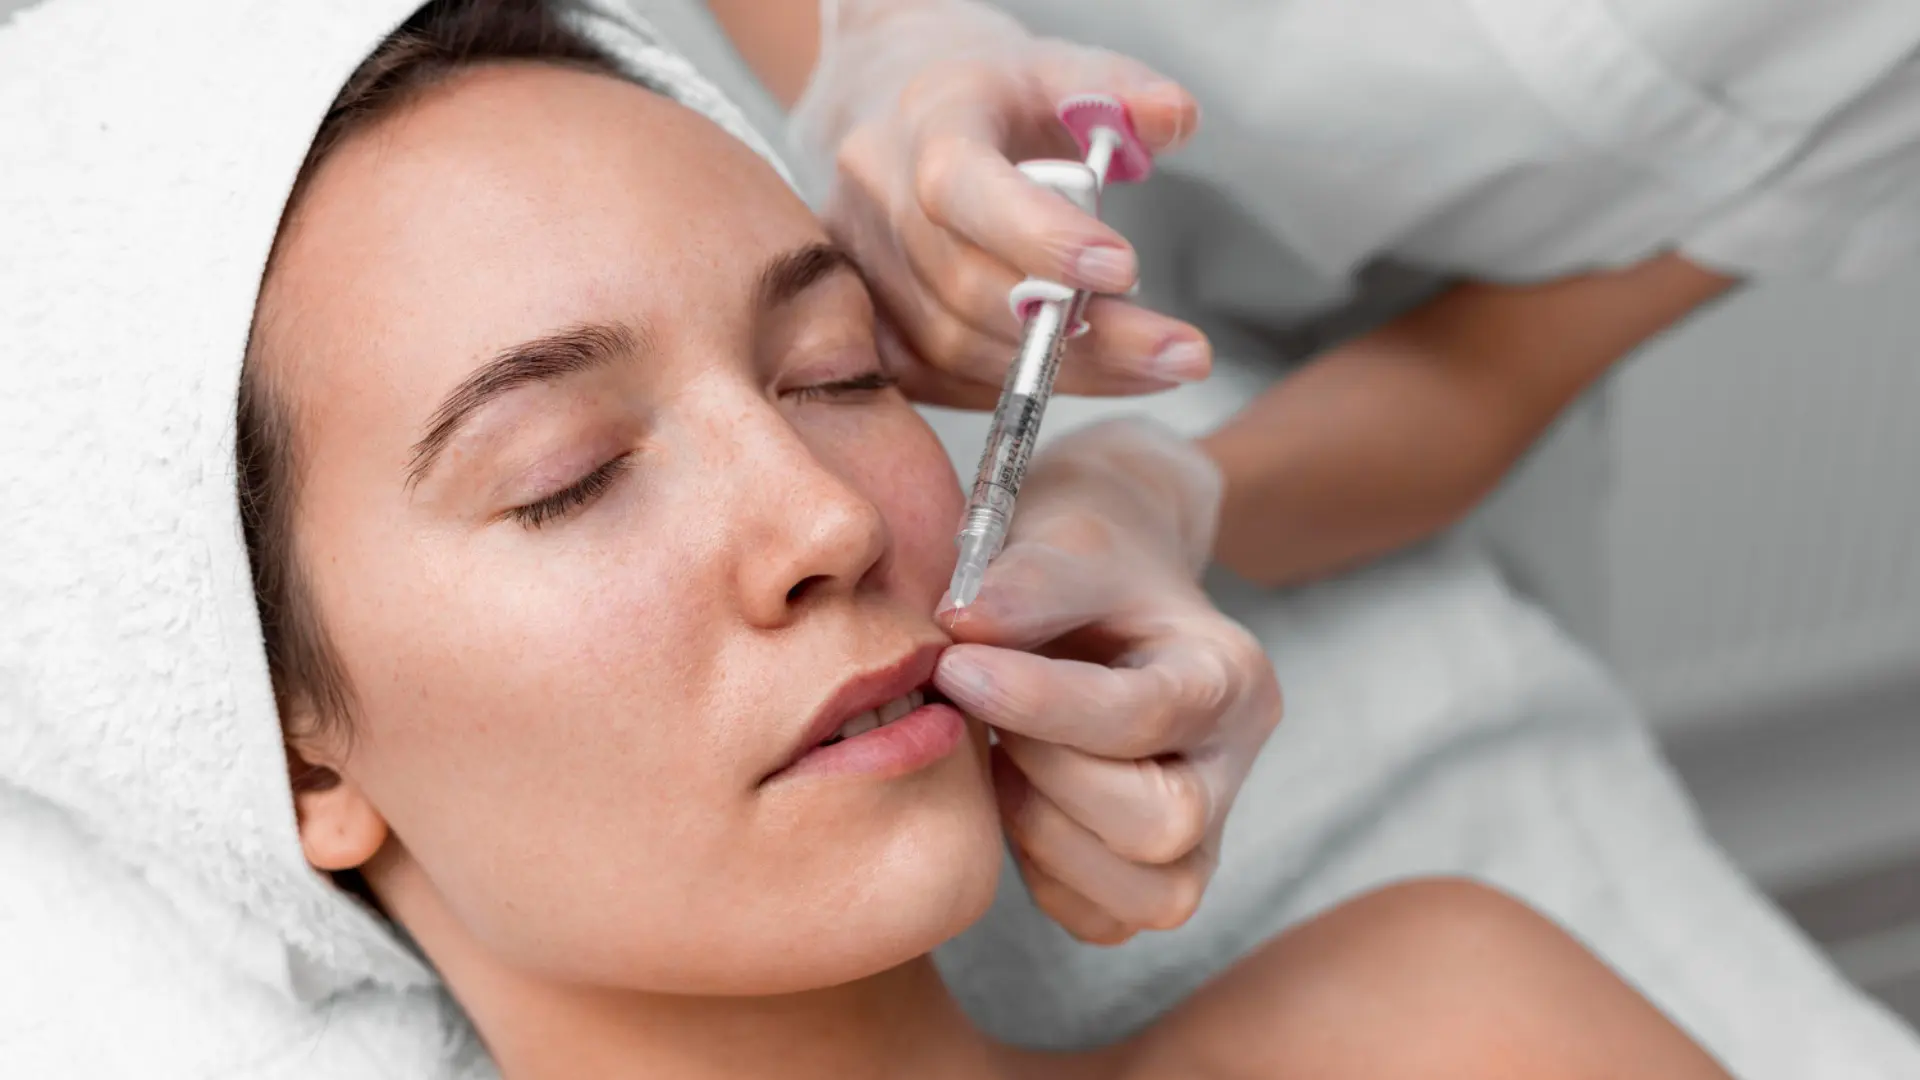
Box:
768;642;944;777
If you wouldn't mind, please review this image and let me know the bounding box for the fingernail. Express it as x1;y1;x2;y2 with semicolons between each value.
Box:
1155;86;1192;147
936;590;985;632
937;653;992;703
1171;96;1200;148
1146;338;1209;382
1129;80;1196;147
1075;245;1136;293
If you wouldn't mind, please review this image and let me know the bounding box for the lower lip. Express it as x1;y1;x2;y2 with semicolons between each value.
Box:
773;702;967;783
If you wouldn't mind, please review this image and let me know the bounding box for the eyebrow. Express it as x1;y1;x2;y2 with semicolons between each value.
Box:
405;242;859;488
406;322;642;490
757;241;859;310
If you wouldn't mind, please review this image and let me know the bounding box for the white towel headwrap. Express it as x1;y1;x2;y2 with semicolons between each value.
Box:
0;1;790;1071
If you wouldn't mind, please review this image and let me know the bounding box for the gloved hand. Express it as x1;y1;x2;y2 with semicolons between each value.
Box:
933;419;1282;944
789;0;1212;408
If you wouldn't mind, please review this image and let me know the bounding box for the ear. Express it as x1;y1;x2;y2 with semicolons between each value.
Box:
283;721;388;873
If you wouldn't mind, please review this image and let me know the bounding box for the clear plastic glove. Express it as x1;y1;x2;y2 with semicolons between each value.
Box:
933;419;1282;944
789;0;1212;408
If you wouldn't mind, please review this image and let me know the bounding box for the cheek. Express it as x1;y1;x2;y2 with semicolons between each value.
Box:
324;508;741;794
827;406;963;591
296;482;759;946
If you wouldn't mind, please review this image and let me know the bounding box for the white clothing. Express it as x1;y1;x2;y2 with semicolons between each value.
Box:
957;0;1920;645
997;0;1920;286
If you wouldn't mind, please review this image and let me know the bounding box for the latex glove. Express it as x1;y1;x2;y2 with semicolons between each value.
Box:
789;0;1212;408
934;419;1282;944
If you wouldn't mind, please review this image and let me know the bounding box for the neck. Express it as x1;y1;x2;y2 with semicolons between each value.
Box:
476;955;1009;1080
372;852;1017;1080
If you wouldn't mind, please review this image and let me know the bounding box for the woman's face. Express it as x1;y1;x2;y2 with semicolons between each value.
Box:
258;63;999;994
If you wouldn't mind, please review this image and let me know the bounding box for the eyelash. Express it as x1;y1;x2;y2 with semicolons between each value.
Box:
509;453;634;529
787;370;897;402
505;372;895;529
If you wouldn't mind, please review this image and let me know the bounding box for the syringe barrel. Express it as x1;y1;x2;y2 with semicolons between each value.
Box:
962;300;1071;519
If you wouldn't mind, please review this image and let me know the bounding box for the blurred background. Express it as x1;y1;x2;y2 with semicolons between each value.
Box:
10;0;1915;1027
1614;278;1920;1025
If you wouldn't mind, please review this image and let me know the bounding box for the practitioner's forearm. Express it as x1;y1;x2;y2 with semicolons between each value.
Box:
1200;331;1520;587
1200;254;1737;588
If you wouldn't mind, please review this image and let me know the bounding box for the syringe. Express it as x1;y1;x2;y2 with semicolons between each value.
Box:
947;94;1154;610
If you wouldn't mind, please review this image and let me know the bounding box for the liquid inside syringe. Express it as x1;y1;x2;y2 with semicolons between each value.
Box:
948;299;1075;609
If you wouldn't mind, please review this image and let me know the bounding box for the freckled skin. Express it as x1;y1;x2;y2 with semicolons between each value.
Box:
263;62;998;995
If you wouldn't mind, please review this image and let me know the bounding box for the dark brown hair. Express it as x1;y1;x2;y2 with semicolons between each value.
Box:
237;0;628;750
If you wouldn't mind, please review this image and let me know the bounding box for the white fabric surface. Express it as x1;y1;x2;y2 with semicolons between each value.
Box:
0;1;787;1076
994;0;1920;284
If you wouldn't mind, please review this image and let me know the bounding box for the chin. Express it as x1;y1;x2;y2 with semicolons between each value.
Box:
753;856;1003;996
704;761;1004;996
833;803;1006;979
660;856;1005;998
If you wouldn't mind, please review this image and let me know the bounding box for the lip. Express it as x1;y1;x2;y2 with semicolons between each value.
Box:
771;699;967;784
764;642;948;782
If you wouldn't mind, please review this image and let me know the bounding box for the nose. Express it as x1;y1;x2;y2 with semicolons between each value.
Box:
730;416;891;629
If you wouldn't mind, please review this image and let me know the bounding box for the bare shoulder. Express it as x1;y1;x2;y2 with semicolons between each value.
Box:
1104;878;1730;1080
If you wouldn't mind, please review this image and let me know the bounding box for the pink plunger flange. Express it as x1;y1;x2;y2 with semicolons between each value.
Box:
1056;93;1153;183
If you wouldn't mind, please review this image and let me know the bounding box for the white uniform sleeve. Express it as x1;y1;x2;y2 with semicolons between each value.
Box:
994;0;1920;283
1466;0;1920;280
1684;57;1920;279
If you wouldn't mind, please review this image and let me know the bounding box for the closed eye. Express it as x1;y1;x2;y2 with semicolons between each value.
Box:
507;453;633;529
787;370;897;403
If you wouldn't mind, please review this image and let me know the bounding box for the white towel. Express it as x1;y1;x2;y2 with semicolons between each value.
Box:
0;2;789;1075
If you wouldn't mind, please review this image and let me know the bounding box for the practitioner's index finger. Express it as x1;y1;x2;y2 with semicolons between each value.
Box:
913;134;1138;295
1115;82;1198;153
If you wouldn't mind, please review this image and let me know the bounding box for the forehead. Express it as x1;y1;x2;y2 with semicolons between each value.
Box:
259;61;817;408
